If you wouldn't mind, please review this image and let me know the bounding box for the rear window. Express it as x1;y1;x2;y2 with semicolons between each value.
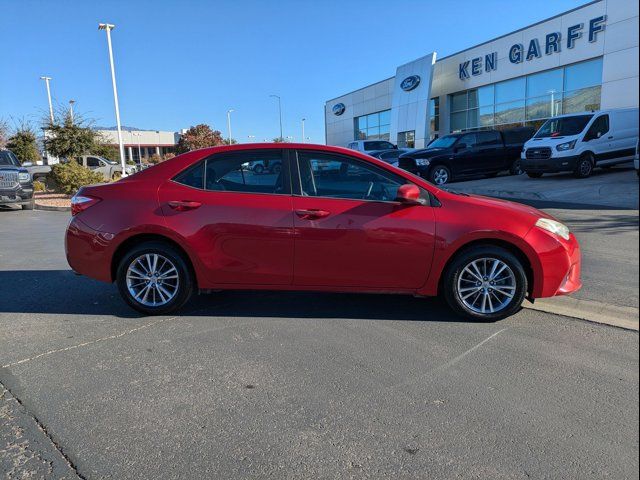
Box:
174;162;204;189
364;141;394;150
502;128;535;145
535;115;593;138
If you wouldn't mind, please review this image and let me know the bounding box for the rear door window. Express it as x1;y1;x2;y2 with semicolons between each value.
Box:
585;115;610;140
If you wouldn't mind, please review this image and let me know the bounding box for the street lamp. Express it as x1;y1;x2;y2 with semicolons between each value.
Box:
132;132;142;164
301;118;306;143
269;94;283;141
226;109;234;145
69;99;76;124
40;76;54;124
247;135;255;143
98;22;127;177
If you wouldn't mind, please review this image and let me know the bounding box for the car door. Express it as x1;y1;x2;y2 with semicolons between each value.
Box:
452;133;478;175
291;150;436;290
583;114;611;163
157;149;295;286
475;131;505;172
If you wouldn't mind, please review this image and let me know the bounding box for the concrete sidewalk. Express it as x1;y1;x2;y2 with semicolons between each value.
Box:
448;164;638;210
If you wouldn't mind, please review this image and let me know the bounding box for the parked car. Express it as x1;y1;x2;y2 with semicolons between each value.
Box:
368;148;416;166
521;108;639;178
66;143;582;322
74;155;136;180
398;128;534;185
347;140;397;153
0;150;34;210
246;159;282;174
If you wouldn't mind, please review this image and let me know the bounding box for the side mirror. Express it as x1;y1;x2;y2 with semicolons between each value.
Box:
395;184;424;205
596;131;602;138
454;143;467;153
393;145;398;149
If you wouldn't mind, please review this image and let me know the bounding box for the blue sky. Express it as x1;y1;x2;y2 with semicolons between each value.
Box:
1;0;586;144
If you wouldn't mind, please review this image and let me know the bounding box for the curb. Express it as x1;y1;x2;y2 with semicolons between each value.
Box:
524;297;639;331
34;203;71;212
456;189;546;201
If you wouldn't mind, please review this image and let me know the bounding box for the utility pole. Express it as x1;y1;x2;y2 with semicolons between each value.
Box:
301;118;306;143
98;23;127;177
269;95;283;141
69;99;76;124
227;109;234;145
40;76;54;124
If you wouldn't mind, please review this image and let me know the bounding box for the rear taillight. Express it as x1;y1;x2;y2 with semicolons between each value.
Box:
71;195;101;216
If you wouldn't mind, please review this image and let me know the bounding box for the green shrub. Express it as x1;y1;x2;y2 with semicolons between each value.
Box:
50;161;104;195
33;180;47;192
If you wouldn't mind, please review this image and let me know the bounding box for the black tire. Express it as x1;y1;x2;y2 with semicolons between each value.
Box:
116;241;194;315
527;172;543;178
510;160;525;176
574;153;594;178
253;164;264;174
270;163;282;174
442;246;528;322
21;200;35;211
428;164;452;186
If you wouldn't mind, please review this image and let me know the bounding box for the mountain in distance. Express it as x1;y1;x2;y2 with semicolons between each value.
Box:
94;126;153;132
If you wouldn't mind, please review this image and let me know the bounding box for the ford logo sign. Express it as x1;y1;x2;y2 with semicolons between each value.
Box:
400;75;421;91
332;103;346;116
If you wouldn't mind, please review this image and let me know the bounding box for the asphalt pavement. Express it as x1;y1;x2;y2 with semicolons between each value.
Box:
0;208;638;479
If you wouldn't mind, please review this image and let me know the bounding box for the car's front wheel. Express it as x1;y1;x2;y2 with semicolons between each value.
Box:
443;246;528;321
574;153;594;178
429;165;451;185
116;241;194;315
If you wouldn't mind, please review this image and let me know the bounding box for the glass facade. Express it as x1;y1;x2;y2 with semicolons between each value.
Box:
429;98;440;139
397;130;415;148
354;110;391;141
448;57;603;132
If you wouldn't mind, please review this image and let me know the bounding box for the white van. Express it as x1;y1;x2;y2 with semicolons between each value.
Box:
347;140;397;153
521;108;639;178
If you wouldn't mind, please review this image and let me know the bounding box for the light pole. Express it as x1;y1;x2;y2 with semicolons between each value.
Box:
269;94;283;141
69;99;76;124
98;23;127;177
301;118;306;143
226;109;234;145
40;76;54;124
132;132;142;163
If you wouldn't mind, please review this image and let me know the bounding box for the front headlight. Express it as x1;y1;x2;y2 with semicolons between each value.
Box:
556;140;577;151
536;218;570;240
18;172;31;182
415;158;431;166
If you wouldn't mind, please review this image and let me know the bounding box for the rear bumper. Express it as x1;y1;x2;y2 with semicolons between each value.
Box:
65;216;114;283
521;155;579;173
525;227;582;298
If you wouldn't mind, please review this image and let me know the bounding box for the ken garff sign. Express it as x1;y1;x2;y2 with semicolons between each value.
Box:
332;103;346;116
400;75;421;91
459;15;606;80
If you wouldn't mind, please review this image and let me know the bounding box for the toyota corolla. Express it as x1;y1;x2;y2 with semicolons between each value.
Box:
65;144;581;321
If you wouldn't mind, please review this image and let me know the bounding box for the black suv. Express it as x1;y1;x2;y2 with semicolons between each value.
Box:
0;150;34;210
398;128;534;185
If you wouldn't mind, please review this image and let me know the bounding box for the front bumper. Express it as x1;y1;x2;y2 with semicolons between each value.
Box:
521;154;579;174
0;186;34;206
525;226;582;298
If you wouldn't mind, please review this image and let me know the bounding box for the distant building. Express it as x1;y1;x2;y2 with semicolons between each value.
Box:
96;130;180;162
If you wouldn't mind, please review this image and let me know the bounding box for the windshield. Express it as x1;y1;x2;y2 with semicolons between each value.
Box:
534;115;593;138
428;136;458;149
0;151;20;167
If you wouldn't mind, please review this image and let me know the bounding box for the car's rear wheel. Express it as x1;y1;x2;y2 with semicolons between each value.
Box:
429;165;451;185
527;172;543;178
443;246;528;321
574;153;594;178
116;242;194;315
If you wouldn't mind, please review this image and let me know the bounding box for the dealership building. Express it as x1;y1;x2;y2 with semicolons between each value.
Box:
325;0;639;149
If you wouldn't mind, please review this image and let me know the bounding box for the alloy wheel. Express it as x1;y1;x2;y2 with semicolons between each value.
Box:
126;253;180;307
432;167;449;185
456;258;517;314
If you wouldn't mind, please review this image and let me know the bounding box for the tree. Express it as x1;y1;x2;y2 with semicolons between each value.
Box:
91;142;121;162
222;138;238;145
176;124;224;153
0;119;8;149
272;137;286;143
7;124;40;163
44;109;97;159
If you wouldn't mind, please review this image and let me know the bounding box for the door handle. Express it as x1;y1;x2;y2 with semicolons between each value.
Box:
168;200;202;211
295;209;330;219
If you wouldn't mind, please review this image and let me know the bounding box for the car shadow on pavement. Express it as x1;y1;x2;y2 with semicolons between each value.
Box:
0;269;476;323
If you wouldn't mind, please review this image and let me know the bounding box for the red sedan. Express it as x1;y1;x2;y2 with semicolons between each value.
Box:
65;144;581;321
